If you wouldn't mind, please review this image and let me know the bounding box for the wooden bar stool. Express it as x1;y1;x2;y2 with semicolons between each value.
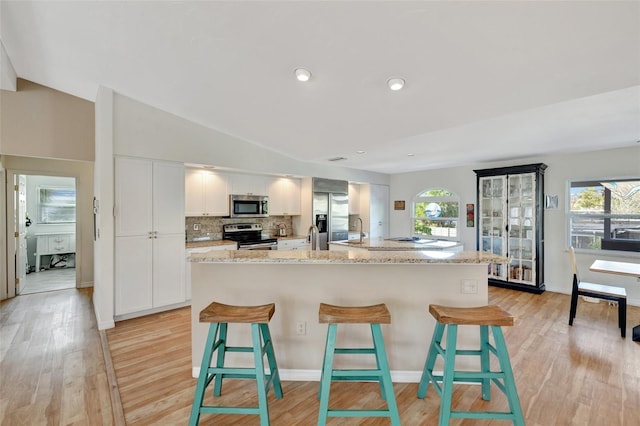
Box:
417;304;524;426
317;303;400;426
189;302;283;426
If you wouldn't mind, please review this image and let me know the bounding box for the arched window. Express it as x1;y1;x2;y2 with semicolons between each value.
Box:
413;188;459;239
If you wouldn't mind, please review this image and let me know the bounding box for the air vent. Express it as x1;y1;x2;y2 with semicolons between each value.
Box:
327;157;347;162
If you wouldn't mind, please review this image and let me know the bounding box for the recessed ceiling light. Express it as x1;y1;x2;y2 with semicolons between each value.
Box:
387;77;405;91
295;68;311;82
356;150;365;154
407;153;415;157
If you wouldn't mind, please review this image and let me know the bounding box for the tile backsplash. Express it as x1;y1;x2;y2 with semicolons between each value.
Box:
185;216;294;242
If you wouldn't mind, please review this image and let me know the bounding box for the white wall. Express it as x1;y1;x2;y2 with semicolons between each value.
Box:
112;93;389;185
390;145;640;305
93;86;115;330
2;155;94;289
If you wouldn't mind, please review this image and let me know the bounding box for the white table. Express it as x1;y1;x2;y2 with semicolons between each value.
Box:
590;259;640;341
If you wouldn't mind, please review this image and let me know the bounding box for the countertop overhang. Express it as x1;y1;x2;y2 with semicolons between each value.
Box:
190;250;506;264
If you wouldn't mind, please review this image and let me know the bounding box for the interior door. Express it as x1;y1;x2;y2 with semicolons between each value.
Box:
15;175;27;295
369;184;389;239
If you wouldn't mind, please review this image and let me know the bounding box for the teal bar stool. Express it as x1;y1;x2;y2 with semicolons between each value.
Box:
417;304;524;426
189;302;283;426
317;303;400;426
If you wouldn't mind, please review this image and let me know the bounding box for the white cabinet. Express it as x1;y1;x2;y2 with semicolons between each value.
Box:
115;157;186;316
230;173;267;196
277;237;309;250
348;183;360;215
185;168;229;216
268;177;301;216
35;233;76;272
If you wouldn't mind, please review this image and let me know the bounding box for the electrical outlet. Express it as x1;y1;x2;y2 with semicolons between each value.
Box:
295;321;306;335
193;223;200;231
460;279;478;294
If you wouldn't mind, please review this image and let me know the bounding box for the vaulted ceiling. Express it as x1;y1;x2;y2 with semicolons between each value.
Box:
1;1;639;173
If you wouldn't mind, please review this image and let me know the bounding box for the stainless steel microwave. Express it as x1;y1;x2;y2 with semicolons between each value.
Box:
230;194;269;218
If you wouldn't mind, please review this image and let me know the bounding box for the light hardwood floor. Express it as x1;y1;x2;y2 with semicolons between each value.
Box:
2;287;639;425
21;268;76;294
106;287;640;426
0;288;114;425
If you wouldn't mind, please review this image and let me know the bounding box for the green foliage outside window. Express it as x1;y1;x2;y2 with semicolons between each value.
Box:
413;188;459;239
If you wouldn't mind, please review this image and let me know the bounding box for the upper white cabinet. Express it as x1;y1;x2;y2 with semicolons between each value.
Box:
268;177;301;216
230;173;267;196
185;168;229;216
115;157;186;316
348;183;360;215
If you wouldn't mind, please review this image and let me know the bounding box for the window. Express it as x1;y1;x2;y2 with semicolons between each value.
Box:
413;188;459;239
38;186;76;223
569;179;640;252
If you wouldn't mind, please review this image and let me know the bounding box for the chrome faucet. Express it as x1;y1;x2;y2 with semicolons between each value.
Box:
307;224;320;250
356;217;365;244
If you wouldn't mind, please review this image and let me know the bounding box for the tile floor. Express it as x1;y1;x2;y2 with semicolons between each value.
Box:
21;268;76;294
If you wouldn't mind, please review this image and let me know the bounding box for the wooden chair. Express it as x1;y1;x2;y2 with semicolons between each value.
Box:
568;247;627;337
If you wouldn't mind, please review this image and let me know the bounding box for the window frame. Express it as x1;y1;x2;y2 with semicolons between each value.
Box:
412;188;460;240
567;177;640;254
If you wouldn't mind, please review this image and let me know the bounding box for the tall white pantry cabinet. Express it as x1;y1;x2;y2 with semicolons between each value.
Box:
115;157;186;316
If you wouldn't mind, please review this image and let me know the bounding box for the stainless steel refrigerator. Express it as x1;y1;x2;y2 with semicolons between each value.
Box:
312;178;349;250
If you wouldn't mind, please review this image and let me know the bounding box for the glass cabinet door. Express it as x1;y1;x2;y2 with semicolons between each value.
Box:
479;176;507;279
507;173;536;285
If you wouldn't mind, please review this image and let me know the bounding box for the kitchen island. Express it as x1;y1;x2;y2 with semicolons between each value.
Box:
330;237;463;252
189;250;505;381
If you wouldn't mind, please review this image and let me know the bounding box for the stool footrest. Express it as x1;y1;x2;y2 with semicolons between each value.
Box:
334;347;376;355
327;409;396;418
332;369;383;379
199;406;261;415
222;345;255;353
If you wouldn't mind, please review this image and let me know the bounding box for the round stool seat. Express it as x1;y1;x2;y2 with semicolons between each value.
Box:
319;303;391;324
199;302;275;323
429;304;514;326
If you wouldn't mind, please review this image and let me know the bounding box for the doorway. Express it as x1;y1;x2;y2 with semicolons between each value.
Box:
11;174;77;295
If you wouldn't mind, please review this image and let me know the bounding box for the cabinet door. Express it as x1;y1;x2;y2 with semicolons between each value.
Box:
348;183;360;214
153;234;186;307
115;235;153;315
153;161;185;234
277;238;308;250
203;171;229;216
506;173;536;285
230;173;267;196
115;157;153;237
479;176;507;279
369;184;389;239
185;169;206;216
268;177;301;215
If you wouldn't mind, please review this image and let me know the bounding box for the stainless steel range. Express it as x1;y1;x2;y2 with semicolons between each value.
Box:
222;223;278;250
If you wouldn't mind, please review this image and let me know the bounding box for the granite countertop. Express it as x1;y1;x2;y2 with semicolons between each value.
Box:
190;250;507;264
330;238;463;251
186;239;237;249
